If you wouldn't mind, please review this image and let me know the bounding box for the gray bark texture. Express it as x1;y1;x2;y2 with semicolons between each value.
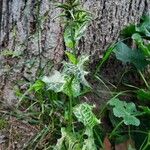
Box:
0;0;150;107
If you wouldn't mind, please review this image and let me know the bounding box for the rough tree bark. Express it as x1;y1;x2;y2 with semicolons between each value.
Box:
0;0;150;107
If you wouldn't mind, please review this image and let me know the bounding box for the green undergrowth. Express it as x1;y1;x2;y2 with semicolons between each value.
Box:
10;1;150;149
0;118;8;130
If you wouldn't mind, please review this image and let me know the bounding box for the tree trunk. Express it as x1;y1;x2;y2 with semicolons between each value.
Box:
0;0;149;106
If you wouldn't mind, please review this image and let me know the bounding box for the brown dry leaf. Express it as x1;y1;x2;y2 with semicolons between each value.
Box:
115;138;135;150
103;136;112;150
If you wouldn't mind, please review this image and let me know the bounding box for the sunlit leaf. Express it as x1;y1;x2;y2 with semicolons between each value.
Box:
42;70;65;93
54;128;81;150
108;98;140;126
31;80;45;92
65;51;78;64
63;78;81;97
63;55;90;88
82;128;97;150
73;103;100;128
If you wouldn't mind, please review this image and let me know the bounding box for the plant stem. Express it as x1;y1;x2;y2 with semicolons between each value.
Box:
109;120;124;139
94;129;104;149
138;70;149;88
69;95;73;129
68;76;74;130
139;136;148;150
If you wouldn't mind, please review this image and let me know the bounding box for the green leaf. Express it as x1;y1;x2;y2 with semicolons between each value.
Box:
54;128;81;150
41;55;89;97
63;55;90;88
55;3;71;10
108;98;140;126
114;42;149;70
63;78;81;97
73;103;99;150
64;18;90;49
31;80;45;92
121;24;136;37
42;70;65;93
73;103;100;128
64;24;76;48
123;115;140;127
132;33;143;43
74;21;88;41
132;33;150;56
63;10;91;48
136;15;150;37
65;51;78;64
137;89;150;101
95;43;115;74
82;128;97;150
139;106;150;114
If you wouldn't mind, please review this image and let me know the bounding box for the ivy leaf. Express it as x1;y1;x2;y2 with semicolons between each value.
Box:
114;42;149;70
123;115;140;127
137;89;150;101
132;33;143;43
121;24;136;37
42;70;65;93
108;98;140;126
132;33;150;56
136;15;150;37
73;103;100;128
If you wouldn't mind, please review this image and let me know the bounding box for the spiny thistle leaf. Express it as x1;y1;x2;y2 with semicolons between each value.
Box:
63;78;81;97
82;128;97;150
54;128;81;150
73;103;100;128
63;55;90;88
42;70;65;93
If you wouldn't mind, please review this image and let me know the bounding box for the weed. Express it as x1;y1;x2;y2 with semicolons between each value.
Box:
14;1;150;149
0;118;8;130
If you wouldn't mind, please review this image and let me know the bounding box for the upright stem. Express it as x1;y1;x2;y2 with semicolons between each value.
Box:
109;120;124;139
68;76;74;130
138;70;149;88
69;95;73;129
68;27;77;129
